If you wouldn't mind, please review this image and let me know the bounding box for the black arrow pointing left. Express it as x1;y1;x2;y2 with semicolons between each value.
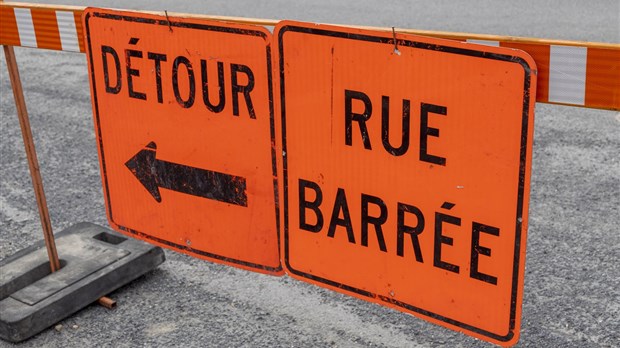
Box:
125;142;247;206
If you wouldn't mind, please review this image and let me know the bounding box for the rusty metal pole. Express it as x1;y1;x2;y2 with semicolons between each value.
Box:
3;45;61;272
97;296;117;309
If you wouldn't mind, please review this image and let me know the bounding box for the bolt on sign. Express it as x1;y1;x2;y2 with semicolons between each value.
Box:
275;21;537;346
83;8;282;275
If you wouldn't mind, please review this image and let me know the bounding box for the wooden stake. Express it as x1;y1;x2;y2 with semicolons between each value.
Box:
3;45;61;272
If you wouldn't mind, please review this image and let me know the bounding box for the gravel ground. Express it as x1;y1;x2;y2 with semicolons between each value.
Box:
1;1;619;347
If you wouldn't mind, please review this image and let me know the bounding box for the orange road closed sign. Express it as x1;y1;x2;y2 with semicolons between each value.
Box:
275;21;536;345
83;9;281;275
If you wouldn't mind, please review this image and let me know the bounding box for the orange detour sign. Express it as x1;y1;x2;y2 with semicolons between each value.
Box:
275;21;536;345
83;8;282;275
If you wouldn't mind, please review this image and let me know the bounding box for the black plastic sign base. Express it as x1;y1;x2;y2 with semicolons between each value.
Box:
0;222;165;342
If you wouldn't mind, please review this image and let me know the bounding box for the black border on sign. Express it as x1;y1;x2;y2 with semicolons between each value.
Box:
84;11;281;273
278;25;533;342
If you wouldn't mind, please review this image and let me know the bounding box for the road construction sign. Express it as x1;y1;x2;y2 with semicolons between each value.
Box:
275;21;537;345
84;8;281;275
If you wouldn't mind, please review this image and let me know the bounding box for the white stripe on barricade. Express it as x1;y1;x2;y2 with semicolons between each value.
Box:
549;45;588;106
14;7;36;48
56;10;80;52
466;39;500;47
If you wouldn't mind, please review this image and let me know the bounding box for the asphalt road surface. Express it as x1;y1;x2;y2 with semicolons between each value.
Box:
1;1;619;347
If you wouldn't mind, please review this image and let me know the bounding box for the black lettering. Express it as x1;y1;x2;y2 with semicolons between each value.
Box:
470;222;500;285
420;103;447;165
148;52;167;103
231;64;256;118
201;60;226;113
344;89;372;149
397;203;425;262
102;45;121;94
125;48;146;100
298;179;323;232
361;194;387;252
327;188;355;244
172;56;195;108
434;203;461;273
381;96;410;156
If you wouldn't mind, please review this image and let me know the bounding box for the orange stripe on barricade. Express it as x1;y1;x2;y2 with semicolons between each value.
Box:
30;8;62;50
502;43;551;103
585;48;620;110
0;6;20;46
73;10;84;52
